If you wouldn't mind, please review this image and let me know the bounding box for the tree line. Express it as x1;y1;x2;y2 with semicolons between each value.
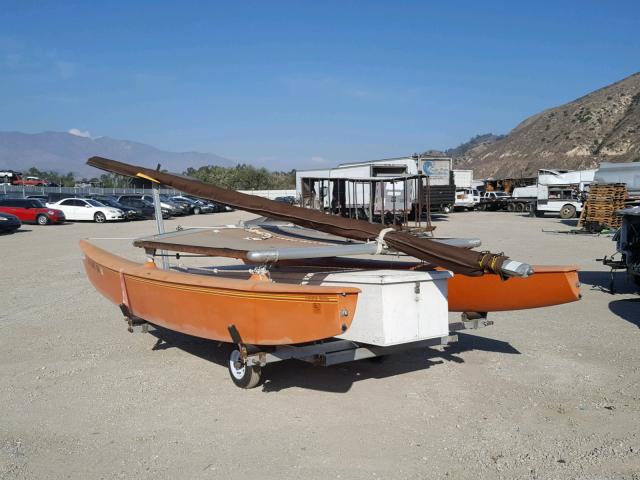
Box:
21;165;296;189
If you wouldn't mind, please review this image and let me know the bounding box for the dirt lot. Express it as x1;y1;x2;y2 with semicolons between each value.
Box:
1;210;638;479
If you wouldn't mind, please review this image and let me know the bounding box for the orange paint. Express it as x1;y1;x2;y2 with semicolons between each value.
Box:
445;265;581;312
80;240;359;345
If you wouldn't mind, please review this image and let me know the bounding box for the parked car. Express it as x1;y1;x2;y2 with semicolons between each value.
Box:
118;195;183;216
25;195;50;203
0;198;66;225
170;195;211;214
46;192;78;203
47;198;124;223
476;191;512;211
0;212;21;233
185;196;221;212
116;196;171;219
84;196;140;221
274;196;296;205
159;194;190;215
191;198;215;213
14;176;48;186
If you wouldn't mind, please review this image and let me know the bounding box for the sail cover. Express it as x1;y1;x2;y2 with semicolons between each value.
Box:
87;156;511;277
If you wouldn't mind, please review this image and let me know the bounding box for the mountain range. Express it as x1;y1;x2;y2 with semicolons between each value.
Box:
0;131;231;177
454;72;640;178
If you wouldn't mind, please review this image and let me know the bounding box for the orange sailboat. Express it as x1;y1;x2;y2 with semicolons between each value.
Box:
79;157;581;388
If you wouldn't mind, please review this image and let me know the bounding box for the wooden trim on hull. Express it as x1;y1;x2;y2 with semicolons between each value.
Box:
79;240;360;345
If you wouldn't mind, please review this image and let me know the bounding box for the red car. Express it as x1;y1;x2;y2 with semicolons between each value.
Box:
0;198;65;225
13;176;48;186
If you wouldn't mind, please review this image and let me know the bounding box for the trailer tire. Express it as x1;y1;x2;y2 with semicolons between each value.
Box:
228;348;262;389
442;205;452;214
507;203;515;212
515;203;524;213
559;204;577;219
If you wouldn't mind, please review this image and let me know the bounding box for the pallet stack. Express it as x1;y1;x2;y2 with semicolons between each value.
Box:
579;183;627;230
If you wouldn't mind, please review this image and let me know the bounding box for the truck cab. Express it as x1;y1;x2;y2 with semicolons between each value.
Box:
454;188;480;210
482;191;510;201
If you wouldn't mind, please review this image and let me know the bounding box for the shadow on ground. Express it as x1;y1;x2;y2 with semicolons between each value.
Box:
609;298;640;328
579;270;639;295
148;328;519;393
559;219;580;227
1;229;32;235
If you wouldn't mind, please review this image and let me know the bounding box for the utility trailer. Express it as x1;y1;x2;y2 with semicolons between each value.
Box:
600;206;640;292
125;264;493;390
127;313;492;389
336;155;456;213
302;155;457;214
297;172;421;225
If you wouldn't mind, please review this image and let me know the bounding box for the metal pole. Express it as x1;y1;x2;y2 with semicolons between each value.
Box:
369;180;373;223
403;177;408;225
392;181;396;225
352;181;356;219
381;180;385;225
152;182;169;270
417;177;422;229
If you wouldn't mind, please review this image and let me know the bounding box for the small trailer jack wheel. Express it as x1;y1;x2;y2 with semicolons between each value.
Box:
228;347;262;389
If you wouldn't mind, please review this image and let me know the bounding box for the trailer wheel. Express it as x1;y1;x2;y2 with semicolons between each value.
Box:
507;203;515;212
228;348;262;389
514;203;524;213
559;204;577;219
441;204;452;214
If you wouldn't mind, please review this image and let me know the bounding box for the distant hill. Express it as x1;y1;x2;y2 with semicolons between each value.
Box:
446;133;505;159
0;131;231;177
454;72;640;178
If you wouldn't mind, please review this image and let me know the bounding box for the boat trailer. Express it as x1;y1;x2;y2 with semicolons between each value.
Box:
125;312;491;389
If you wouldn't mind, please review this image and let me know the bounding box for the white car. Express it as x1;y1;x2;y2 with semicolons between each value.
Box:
47;198;124;223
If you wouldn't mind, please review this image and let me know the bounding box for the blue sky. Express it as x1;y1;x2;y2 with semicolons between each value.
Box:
1;0;638;170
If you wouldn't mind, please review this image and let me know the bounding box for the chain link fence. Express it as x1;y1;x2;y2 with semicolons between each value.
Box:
0;183;296;200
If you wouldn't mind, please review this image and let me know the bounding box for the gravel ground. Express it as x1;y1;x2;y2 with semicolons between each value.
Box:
1;210;638;479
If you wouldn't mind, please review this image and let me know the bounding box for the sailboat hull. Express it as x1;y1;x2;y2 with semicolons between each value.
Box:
80;240;359;345
446;266;580;312
274;258;581;312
